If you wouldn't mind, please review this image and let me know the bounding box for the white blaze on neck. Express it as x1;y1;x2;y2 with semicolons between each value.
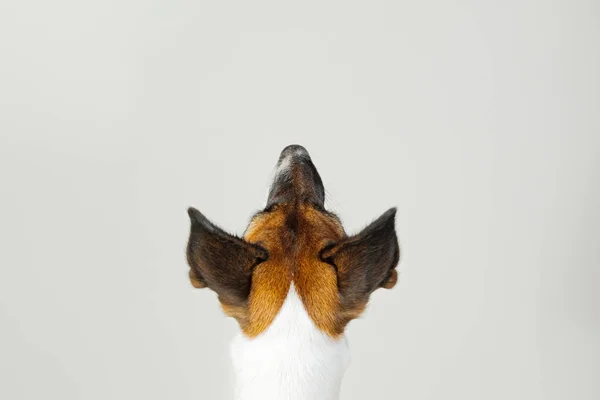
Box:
230;284;350;400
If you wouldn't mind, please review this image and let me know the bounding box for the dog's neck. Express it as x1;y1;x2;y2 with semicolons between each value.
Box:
230;285;350;400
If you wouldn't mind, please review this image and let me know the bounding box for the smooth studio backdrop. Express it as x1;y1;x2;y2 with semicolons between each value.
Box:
1;1;599;399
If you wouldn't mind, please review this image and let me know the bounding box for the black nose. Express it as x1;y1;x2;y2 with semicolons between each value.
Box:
267;144;325;208
279;144;310;161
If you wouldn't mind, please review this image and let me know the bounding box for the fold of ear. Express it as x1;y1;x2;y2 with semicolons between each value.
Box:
186;207;268;307
321;208;400;309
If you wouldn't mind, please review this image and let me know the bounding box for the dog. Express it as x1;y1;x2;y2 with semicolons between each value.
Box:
185;145;400;400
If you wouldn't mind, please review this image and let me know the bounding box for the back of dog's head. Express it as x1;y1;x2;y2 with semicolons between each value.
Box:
186;145;400;338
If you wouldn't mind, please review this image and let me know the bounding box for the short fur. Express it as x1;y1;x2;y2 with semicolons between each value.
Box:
184;144;400;398
186;202;399;338
230;284;350;400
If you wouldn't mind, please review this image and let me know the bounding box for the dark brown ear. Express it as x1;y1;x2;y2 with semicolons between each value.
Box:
321;208;400;309
186;207;268;307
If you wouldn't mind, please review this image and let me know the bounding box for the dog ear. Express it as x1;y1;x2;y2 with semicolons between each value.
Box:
186;207;268;307
320;208;400;309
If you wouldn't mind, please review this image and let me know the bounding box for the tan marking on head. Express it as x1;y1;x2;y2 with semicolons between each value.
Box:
236;204;349;338
242;208;292;337
292;206;344;337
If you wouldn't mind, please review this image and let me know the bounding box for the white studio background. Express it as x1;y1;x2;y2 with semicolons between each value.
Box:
1;1;599;399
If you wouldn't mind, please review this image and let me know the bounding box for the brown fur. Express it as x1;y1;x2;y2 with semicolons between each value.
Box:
185;145;400;338
187;203;399;338
243;204;345;337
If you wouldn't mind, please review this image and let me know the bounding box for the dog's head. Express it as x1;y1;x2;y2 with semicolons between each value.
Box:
186;145;399;338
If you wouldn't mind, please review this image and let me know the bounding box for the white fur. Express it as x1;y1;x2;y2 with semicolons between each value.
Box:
230;284;350;400
274;155;292;178
294;147;308;157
